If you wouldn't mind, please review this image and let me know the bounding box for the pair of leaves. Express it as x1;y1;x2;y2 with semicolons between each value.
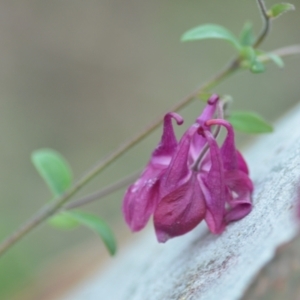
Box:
181;2;294;73
181;3;294;45
31;149;116;255
181;23;284;74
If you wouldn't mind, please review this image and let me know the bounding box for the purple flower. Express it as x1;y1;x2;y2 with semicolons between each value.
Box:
123;95;253;242
123;112;184;231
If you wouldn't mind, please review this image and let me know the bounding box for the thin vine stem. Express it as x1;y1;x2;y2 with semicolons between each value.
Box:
254;0;270;48
0;0;299;256
65;171;140;210
0;60;239;257
61;44;300;212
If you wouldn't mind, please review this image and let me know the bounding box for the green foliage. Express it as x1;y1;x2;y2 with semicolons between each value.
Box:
239;22;255;46
181;17;289;75
240;46;256;65
239;47;267;73
50;211;117;255
254;49;284;69
228;111;273;133
31;149;72;196
267;3;295;18
49;212;80;229
181;24;242;50
264;53;284;68
250;60;266;73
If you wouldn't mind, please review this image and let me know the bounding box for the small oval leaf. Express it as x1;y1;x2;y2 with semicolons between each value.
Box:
255;50;285;68
265;53;284;68
239;22;255;46
181;24;241;50
267;3;295;18
49;212;80;229
228;111;273;134
67;211;117;256
31;149;72;196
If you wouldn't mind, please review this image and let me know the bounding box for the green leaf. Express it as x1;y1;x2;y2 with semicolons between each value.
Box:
31;149;72;196
250;60;265;73
67;211;117;255
181;24;242;50
239;22;255;46
49;212;80;229
267;3;295;18
265;53;284;68
255;50;285;68
228;111;273;134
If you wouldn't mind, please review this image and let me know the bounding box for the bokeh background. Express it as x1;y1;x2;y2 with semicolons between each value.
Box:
0;0;299;299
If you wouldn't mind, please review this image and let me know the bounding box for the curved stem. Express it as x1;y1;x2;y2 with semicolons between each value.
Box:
254;0;270;48
1;39;300;256
0;60;238;257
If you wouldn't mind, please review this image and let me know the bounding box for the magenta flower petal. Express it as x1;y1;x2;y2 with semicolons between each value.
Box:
206;119;238;171
154;173;206;243
123;112;183;231
207;119;250;174
205;119;253;226
224;170;253;222
196;94;219;124
152;112;184;160
122;94;254;242
236;150;249;174
190;94;220;161
160;125;197;196
202;129;226;234
123;167;161;231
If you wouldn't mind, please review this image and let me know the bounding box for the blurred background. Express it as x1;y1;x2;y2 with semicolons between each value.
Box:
0;0;299;299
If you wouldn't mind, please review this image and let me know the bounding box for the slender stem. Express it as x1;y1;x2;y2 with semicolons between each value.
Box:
68;43;300;210
65;171;140;210
0;60;238;257
1;36;300;256
1;41;300;257
254;0;270;48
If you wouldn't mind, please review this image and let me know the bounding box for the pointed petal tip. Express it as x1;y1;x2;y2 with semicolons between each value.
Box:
225;202;252;223
196;94;219;125
165;112;184;126
156;231;170;243
122;175;160;233
122;201;148;232
208;94;219;105
205;210;226;234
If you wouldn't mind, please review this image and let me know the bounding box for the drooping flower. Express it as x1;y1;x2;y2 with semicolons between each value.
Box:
122;112;184;231
123;95;253;242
